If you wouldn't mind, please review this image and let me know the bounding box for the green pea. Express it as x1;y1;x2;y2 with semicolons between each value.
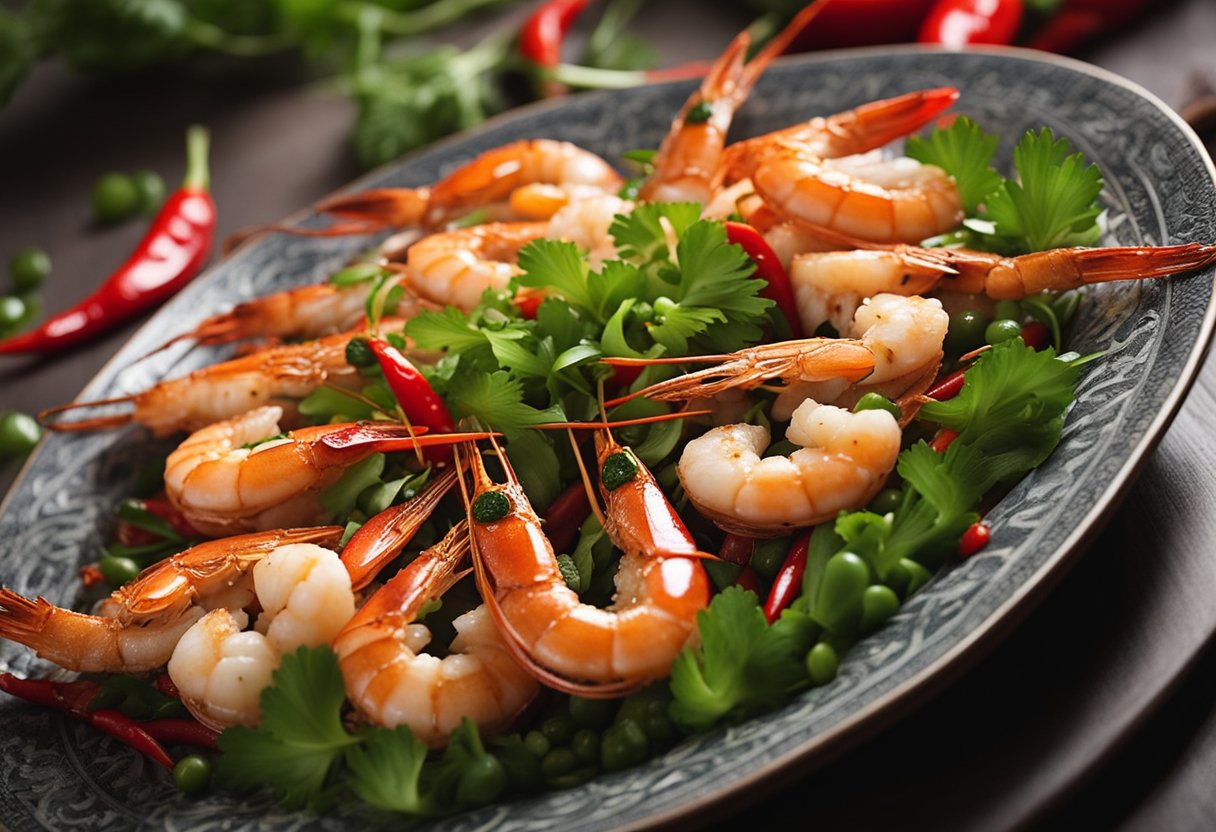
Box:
99;555;141;586
457;755;507;806
945;309;990;354
523;729;550;759
344;337;376;368
91;173;140;224
860;584;901;631
853;393;900;419
985;318;1023;345
817;551;871;633
601;451;638;491
643;709;674;745
572;728;601;764
8;247;50;291
601;720;648;772
750;538;789;580
686;101;713;124
472;491;511;523
869;488;902;516
541;713;577;746
173;754;211;795
0;295;25;329
568;695;616;728
541;747;578;779
992;300;1022;323
0;411;41;459
806;642;839;686
131;170;166;216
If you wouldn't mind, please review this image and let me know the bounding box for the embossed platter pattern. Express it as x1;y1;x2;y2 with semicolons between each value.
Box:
1;47;1214;832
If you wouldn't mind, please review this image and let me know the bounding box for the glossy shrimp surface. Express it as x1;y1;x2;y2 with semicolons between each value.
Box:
0;527;341;673
753;149;963;244
465;443;709;695
333;521;539;746
405;222;548;310
679;398;901;537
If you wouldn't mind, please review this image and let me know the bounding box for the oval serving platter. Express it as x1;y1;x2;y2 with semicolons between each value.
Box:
1;47;1214;832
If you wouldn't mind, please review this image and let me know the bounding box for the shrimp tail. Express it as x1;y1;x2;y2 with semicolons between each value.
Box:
316;187;432;227
842;86;961;149
1067;243;1216;282
341;468;460;590
0;589;51;646
39;395;136;432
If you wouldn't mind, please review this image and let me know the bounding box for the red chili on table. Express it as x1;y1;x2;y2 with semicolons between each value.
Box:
519;0;592;96
763;530;811;624
724;221;806;340
919;0;1024;48
0;127;215;355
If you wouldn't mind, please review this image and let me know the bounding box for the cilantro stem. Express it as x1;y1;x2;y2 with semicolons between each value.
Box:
547;63;650;89
182;20;297;57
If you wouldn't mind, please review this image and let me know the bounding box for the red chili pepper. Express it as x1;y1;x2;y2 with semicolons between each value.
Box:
718;533;755;567
609;363;644;390
155;673;181;701
140;718;220;750
115;498;200;546
513;290;543;320
0;673;175;769
930;427;960;452
919;0;1024;48
1024;0;1148;53
0;127;214;355
80;563;106;588
791;0;939;50
520;0;592;97
734;565;762;594
926;368;967;401
959;521;991;557
368;338;456;465
1020;321;1051;351
542;481;593;554
763;530;810;624
724;222;805;340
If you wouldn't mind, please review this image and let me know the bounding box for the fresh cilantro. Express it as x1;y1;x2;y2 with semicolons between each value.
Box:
609;202;702;267
516;240;597;316
669;587;815;729
985;127;1104;252
344;726;431;814
216;646;359;809
905;116;1003;215
405;305;498;353
446;370;565;432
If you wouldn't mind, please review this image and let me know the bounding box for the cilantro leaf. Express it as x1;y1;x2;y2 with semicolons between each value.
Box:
669;587;811;729
405;306;491;353
984;127;1104;252
216;646;359;809
610;202;702;267
447;370;564;432
905;116;1003;215
515;239;597;316
344;726;432;815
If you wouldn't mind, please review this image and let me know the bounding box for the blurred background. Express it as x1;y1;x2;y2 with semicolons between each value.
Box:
1;0;1216;828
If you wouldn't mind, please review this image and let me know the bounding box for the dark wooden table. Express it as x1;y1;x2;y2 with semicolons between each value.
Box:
3;2;1216;829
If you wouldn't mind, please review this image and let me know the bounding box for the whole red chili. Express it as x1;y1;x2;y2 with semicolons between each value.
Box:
0;127;214;355
520;0;592;96
724;222;806;340
89;709;176;770
919;0;1024;48
959;521;991;557
140;718;220;750
543;481;593;554
368;338;456;464
1020;321;1051;351
734;565;762;595
1025;0;1149;53
926;368;967;401
930;427;960;453
718;533;755;567
763;530;811;624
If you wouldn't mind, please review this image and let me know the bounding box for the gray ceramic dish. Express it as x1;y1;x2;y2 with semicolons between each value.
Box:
1;46;1214;832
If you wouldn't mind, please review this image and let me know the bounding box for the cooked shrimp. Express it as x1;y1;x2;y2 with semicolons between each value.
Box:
753;149;963;244
721;87;961;184
168;541;356;730
462;438;709;696
0;526;341;673
162;405;484;536
610;337;876;403
679;397;901;536
43;329;366;435
308;139;622;236
545;194;633;267
640;3;828;204
333;521;540;746
774;293;949;421
405;222;547;310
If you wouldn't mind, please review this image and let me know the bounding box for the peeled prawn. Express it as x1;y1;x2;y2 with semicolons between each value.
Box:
169;541;356;729
333;521;539;746
753;149;963;244
679;398;901;536
0;526;341;673
463;438;709;696
162;405;484;536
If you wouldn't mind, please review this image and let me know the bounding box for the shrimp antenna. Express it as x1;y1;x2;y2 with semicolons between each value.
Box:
566;428;608;530
531;409;711;431
39;396;136;432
